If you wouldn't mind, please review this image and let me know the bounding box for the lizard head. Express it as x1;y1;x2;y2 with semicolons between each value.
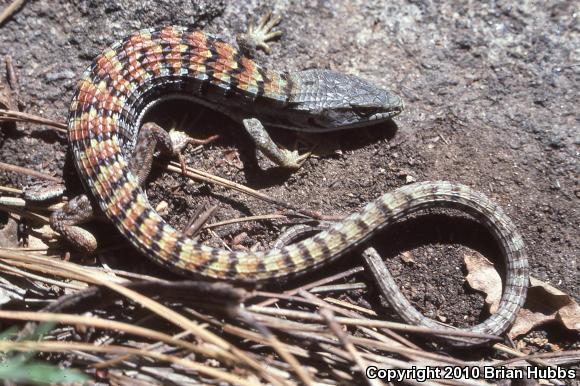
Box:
286;69;404;131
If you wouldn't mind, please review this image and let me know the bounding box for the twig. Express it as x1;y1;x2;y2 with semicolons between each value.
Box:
5;56;18;93
487;349;580;367
0;161;61;182
298;289;421;352
169;161;332;220
322;297;377;316
0;0;26;25
0;185;22;194
252;266;365;307
0;261;86;290
492;342;565;371
323;345;459;386
0;109;66;131
0;340;260;386
0;309;231;363
204;213;287;229
0;198;52;224
183;203;218;237
238;309;313;386
323;296;421;349
248;305;501;341
0;250;276;383
93;330;191;370
309;282;367;293
320;308;381;386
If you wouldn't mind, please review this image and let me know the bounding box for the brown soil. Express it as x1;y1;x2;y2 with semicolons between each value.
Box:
0;0;578;341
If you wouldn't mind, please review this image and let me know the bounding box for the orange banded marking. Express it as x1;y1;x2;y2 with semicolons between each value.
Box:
156;225;178;260
133;212;161;248
106;178;137;217
160;26;181;43
142;43;164;76
185;31;208;49
234;57;261;94
122;197;148;235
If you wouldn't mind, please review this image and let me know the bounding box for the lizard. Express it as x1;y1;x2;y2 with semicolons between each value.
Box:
49;13;405;254
31;14;527;344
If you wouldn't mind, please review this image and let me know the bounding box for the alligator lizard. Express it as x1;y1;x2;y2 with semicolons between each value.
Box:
45;17;526;343
274;217;528;345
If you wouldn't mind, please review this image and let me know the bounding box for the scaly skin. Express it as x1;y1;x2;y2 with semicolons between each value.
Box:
67;25;406;280
63;26;527;343
273;182;529;346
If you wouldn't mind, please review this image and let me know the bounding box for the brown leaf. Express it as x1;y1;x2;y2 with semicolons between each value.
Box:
223;149;244;169
464;253;502;313
400;251;415;264
0;217;19;248
509;277;580;338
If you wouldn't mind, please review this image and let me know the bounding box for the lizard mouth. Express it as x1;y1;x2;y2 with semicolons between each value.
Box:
371;101;405;121
387;96;405;116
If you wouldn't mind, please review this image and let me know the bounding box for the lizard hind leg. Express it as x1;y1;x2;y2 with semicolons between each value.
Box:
129;122;218;184
22;176;97;252
50;194;97;253
47;122;218;253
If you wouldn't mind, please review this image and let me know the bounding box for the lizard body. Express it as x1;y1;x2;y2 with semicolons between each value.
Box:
50;23;527;344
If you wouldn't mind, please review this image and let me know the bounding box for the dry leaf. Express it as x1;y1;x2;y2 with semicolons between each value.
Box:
509;277;580;338
464;253;580;338
0;216;51;249
223;149;244;169
400;251;415;264
464;253;502;313
0;217;19;248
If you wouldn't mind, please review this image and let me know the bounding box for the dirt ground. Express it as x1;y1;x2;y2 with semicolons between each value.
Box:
0;0;578;345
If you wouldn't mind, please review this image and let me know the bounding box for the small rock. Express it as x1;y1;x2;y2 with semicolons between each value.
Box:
509;139;522;149
548;136;565;149
45;69;76;81
155;200;169;215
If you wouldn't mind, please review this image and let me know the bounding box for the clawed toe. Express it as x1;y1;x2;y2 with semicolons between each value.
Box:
168;129;219;174
280;148;312;170
238;11;283;55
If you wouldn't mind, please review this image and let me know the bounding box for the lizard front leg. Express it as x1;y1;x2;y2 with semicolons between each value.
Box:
236;14;312;169
243;118;310;169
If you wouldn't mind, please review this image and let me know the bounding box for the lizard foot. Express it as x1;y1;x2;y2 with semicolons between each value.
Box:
50;194;97;253
130;122;218;184
168;129;220;174
237;11;282;56
277;147;311;170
